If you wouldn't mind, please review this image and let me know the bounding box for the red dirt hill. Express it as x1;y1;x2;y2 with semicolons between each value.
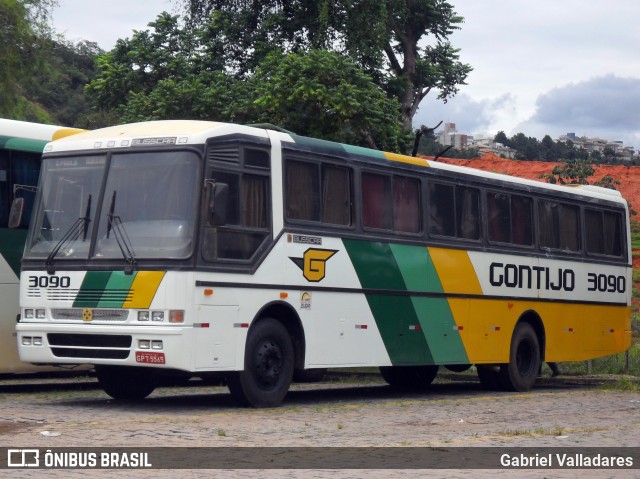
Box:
436;153;640;216
434;153;640;271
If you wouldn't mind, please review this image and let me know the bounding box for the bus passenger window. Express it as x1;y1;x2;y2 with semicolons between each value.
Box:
362;172;392;230
456;187;480;240
487;192;510;243
428;183;454;236
585;209;623;257
393;176;420;233
285;160;352;226
322;165;351;226
511;195;533;246
539;201;580;252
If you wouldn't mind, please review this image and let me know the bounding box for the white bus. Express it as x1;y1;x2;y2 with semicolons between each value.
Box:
16;120;632;405
0;119;83;373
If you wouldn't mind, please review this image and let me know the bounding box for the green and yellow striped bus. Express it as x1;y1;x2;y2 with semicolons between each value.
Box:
0;119;83;372
16;120;631;405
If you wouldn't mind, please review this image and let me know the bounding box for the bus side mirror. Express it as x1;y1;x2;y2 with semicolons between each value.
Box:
8;198;24;229
205;180;228;226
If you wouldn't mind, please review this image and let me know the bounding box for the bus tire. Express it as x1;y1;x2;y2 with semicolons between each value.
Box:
95;365;157;400
379;365;439;391
476;365;502;390
499;322;541;392
227;318;294;407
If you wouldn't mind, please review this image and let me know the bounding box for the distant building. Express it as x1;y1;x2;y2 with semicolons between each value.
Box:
558;133;635;162
436;123;516;158
436;122;469;149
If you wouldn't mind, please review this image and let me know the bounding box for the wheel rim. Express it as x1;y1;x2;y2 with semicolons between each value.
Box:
253;339;283;389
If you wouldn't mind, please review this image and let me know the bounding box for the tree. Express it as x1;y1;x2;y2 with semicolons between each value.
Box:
246;50;408;151
540;158;595;186
181;0;472;131
87;15;407;150
0;0;35;115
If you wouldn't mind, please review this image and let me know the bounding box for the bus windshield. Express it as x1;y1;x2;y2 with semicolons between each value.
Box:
25;151;200;261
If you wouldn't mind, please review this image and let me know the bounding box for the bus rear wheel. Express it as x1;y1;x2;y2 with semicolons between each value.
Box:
379;365;439;392
95;365;157;400
499;322;541;392
227;318;294;408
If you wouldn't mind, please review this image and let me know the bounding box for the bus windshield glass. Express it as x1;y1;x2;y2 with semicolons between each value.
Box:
26;156;105;258
25;151;200;261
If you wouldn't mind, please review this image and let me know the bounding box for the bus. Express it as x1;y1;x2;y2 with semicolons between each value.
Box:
15;120;632;406
0;119;84;373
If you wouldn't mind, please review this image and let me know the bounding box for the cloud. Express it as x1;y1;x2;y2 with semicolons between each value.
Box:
517;75;640;148
413;92;516;137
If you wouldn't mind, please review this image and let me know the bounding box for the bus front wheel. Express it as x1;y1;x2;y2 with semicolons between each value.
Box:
499;322;541;392
227;318;294;407
95;365;157;400
379;365;439;391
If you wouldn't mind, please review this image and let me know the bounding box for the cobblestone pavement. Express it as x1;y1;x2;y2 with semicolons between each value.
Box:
0;373;638;478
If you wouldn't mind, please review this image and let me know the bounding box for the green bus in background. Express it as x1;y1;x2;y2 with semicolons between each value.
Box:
0;119;83;372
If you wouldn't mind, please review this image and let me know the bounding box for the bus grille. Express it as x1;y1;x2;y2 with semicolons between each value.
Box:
48;333;131;360
51;309;129;321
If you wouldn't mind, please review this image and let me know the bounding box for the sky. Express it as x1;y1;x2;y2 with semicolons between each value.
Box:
52;0;640;149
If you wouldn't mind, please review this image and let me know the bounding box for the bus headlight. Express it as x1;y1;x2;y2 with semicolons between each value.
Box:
138;311;150;321
36;309;46;319
152;311;164;322
24;309;34;319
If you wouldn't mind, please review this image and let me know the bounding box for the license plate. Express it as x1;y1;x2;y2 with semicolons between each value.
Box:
135;351;165;364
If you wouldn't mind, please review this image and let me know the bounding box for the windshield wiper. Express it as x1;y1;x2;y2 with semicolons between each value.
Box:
46;195;92;274
106;191;136;274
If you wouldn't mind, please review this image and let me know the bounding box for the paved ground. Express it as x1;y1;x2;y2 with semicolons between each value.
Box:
0;372;638;478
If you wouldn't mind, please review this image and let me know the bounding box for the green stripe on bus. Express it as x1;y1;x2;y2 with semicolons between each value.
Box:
73;271;114;307
0;229;28;277
98;272;137;307
343;239;434;365
389;244;469;365
0;136;48;153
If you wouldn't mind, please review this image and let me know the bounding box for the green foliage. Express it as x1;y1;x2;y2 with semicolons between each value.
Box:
494;130;631;164
87;12;412;151
181;0;472;130
247;50;409;151
0;0;36;115
539;158;595;185
1;0;103;127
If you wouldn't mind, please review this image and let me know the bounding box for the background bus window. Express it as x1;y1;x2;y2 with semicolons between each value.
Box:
539;200;580;252
585;208;623;257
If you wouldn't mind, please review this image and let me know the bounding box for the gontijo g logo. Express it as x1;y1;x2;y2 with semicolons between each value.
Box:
289;248;338;282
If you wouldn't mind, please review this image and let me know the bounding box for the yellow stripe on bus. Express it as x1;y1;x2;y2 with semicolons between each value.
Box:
427;247;631;363
52;128;86;140
383;152;430;168
122;271;166;309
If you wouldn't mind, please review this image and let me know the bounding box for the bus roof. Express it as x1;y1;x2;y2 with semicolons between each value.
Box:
0;118;85;153
45;120;626;206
